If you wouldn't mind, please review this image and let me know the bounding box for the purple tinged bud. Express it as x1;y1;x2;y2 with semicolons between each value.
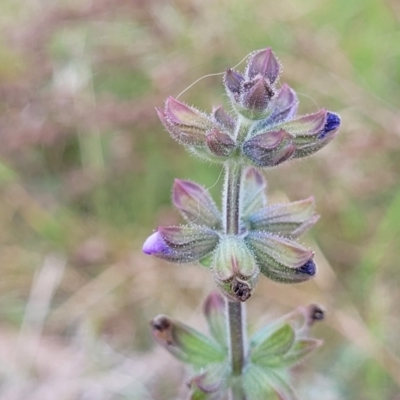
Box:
173;179;221;228
165;96;209;127
246;48;281;84
224;69;244;99
245;231;315;284
243;130;295;167
143;225;220;263
318;112;341;139
292;111;341;159
206;129;236;158
158;97;216;146
281;109;327;139
268;83;299;123
212;105;236;132
241;75;275;112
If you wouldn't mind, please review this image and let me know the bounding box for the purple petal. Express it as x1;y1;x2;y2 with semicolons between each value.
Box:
143;231;171;255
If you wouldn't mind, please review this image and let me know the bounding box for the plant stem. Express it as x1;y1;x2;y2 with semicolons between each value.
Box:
223;161;247;400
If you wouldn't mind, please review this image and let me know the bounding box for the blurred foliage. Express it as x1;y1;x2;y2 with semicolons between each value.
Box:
0;0;400;399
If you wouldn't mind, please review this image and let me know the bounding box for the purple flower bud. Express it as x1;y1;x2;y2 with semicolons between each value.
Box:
150;315;224;367
143;225;220;263
291;111;340;158
173;179;221;228
268;83;299;123
243;130;295;167
246;197;320;238
206;129;236;158
157;97;215;146
241;75;275;112
212;236;259;302
223;69;244;101
245;231;315;284
241;167;267;218
281;109;327;140
245;48;281;84
212;105;236;132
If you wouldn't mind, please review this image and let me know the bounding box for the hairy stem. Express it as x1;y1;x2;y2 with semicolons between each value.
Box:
223;161;247;400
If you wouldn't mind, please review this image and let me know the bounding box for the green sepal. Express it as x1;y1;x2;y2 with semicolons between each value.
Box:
151;315;225;368
243;364;299;400
250;323;295;367
203;291;227;348
266;338;323;368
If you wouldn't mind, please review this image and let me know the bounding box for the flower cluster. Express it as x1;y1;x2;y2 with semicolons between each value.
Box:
143;167;319;302
151;291;324;399
156;48;340;167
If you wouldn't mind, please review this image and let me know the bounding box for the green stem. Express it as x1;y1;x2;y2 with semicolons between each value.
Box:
223;161;247;400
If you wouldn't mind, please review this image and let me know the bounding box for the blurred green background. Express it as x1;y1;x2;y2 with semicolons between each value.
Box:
0;0;400;399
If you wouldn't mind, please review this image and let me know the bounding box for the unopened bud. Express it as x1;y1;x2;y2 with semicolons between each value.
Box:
206;129;236;158
245;48;281;84
143;225;219;263
212;105;236;132
243;130;295;167
245;231;315;284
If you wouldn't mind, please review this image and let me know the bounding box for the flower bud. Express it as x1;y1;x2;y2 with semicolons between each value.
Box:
173;179;221;228
143;225;219;263
245;231;315;284
245;48;281;84
223;69;244;102
212;105;236;132
246;197;319;238
157;97;215;146
268;83;298;123
242;130;295;167
206;129;236;158
281;109;327;141
150;315;224;367
212;236;259;302
241;75;275;112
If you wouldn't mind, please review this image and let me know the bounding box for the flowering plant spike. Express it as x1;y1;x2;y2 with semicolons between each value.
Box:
144;48;340;399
